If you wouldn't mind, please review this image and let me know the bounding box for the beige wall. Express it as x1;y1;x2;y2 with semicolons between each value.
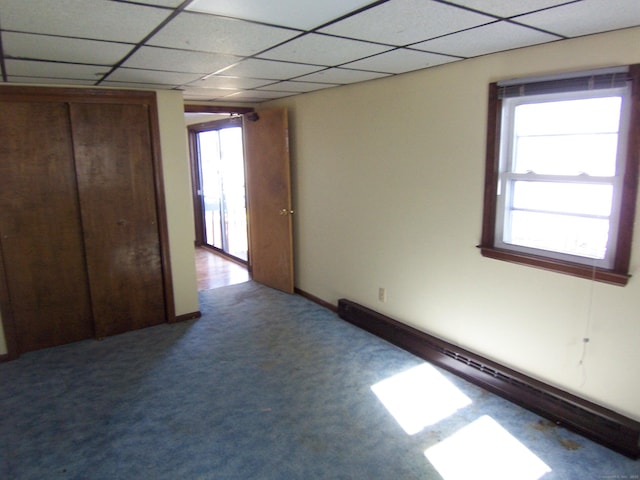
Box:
0;88;198;356
155;90;199;317
269;27;640;420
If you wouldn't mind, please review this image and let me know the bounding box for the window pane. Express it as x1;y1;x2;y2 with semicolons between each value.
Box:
512;181;613;216
513;97;622;136
512;97;621;176
514;133;619;176
508;210;609;259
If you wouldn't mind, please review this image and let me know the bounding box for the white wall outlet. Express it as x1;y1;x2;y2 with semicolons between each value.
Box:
378;287;387;302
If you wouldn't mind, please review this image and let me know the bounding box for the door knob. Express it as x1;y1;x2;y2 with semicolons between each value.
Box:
279;209;294;216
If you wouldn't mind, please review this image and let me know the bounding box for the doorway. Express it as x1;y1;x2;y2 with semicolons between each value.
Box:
190;117;248;263
187;108;295;294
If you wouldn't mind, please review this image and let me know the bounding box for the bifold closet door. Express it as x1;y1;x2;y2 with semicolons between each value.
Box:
69;103;166;337
0;102;94;353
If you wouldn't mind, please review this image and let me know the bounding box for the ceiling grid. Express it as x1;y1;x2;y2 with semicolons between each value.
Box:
0;0;638;102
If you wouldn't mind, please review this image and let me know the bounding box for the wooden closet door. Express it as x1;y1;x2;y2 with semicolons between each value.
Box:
0;102;94;353
69;103;166;337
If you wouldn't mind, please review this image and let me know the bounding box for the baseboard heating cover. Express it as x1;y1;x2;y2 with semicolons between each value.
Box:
337;298;640;459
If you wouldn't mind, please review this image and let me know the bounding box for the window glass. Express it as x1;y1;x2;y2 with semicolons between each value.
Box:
511;182;613;217
511;97;621;176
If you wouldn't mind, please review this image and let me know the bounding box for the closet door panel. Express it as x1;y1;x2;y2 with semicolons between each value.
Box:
0;102;94;353
69;103;166;337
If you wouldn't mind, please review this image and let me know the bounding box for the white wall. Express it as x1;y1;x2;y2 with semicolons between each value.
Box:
269;27;640;420
0;88;199;356
155;90;199;317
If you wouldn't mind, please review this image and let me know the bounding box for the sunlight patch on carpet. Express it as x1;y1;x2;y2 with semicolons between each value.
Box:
425;415;552;480
371;363;472;435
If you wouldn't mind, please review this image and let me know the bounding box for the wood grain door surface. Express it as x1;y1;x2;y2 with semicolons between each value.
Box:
70;103;166;338
244;109;294;293
0;102;94;353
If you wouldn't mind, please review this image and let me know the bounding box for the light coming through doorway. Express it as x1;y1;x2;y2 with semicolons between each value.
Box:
192;117;248;263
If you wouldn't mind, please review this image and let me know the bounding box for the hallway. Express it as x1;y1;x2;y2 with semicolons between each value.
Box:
194;247;250;291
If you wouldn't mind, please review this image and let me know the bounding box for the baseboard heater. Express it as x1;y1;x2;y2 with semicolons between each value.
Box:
337;299;640;459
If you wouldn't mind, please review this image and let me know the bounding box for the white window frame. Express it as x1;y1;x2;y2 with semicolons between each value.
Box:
495;87;631;270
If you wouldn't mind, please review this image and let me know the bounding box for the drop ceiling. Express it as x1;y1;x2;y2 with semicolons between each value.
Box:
1;0;639;103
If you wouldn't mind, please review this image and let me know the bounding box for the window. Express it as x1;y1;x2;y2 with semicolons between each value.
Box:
480;65;640;285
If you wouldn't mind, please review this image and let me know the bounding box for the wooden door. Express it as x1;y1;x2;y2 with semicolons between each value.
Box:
243;109;294;293
0;102;94;354
70;103;166;337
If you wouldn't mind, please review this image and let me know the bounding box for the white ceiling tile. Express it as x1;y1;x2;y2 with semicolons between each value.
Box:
413;21;559;58
123;46;240;74
106;68;203;86
186;0;375;30
149;11;300;56
180;87;240;99
188;75;272;90
223;90;294;101
7;76;95;86
258;81;337;93
296;68;391;84
319;0;494;45
101;81;176;90
4;59;109;80
446;0;570;18
220;59;324;80
515;0;640;37
127;0;184;7
343;49;458;74
0;0;171;43
2;32;132;65
257;33;391;66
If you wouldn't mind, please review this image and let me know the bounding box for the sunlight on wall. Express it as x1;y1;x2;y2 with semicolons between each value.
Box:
371;363;472;435
425;415;552;480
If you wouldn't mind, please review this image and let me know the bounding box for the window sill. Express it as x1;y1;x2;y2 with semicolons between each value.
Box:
478;246;630;286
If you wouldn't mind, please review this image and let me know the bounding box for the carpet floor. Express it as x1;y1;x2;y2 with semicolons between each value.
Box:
0;281;638;479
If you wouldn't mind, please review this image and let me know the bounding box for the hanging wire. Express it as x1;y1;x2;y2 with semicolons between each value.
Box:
578;260;597;387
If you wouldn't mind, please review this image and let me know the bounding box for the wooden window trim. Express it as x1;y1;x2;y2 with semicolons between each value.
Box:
479;65;640;286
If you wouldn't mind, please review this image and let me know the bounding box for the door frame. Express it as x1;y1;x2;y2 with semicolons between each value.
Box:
187;116;249;264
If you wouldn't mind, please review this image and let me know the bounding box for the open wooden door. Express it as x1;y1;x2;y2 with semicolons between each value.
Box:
243;108;294;293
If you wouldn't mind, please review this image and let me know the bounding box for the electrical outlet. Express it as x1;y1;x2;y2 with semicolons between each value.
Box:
378;287;387;302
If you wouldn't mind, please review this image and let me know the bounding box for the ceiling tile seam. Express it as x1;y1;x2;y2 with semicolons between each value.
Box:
5;73;93;81
432;0;502;21
311;30;408;50
327;47;434;73
96;0;192;85
114;65;216;76
305;0;391;33
185;70;347;93
195;31;315;82
217;5;399;66
0;29;138;47
259;79;343;89
111;0;181;11
308;27;488;54
314;64;394;77
402;19;564;53
4;57;114;68
505;18;569;40
402;19;503;52
436;0;580;23
181;8;305;34
403;45;467;60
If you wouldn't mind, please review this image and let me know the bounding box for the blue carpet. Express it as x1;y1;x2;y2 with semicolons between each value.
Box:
0;281;638;479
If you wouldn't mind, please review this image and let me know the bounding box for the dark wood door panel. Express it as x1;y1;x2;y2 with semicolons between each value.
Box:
69;103;166;337
0;102;94;353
